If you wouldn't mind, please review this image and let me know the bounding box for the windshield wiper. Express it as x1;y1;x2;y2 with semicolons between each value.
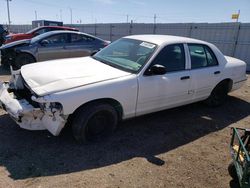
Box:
92;56;117;68
92;56;134;73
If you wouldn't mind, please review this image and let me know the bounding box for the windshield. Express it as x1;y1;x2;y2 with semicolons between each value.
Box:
93;38;157;73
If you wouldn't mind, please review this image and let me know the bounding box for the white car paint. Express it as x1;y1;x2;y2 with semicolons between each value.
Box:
21;56;131;96
0;35;247;136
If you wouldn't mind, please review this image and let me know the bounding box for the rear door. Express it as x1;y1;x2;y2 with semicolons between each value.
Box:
188;44;222;100
37;33;70;61
66;33;96;58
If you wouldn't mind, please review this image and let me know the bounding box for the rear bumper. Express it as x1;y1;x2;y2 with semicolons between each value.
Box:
0;81;66;135
232;77;247;91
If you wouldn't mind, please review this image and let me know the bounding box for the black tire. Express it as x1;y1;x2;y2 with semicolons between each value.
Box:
228;161;238;180
71;102;118;143
14;53;36;70
204;81;229;107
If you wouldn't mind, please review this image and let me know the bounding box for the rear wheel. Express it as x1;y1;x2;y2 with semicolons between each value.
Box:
14;53;36;69
204;81;229;107
71;102;118;143
228;161;238;180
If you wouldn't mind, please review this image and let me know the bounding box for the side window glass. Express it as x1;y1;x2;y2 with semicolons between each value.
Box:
41;34;67;46
35;28;47;35
188;44;207;69
151;44;185;72
205;46;218;66
189;44;218;69
71;34;95;43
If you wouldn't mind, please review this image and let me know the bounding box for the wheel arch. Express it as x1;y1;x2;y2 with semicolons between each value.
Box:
215;78;233;93
69;98;124;122
16;51;37;62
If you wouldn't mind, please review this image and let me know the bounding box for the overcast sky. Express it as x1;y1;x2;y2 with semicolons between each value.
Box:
0;0;249;24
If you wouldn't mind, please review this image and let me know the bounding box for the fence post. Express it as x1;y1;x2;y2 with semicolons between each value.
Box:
153;23;156;34
232;23;241;57
94;24;97;36
129;21;133;35
188;23;193;37
110;24;113;41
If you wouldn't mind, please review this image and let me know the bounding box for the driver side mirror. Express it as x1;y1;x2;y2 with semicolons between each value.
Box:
40;40;49;46
145;64;167;76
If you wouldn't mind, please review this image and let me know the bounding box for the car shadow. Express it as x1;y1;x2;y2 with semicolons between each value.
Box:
229;180;240;188
0;96;249;180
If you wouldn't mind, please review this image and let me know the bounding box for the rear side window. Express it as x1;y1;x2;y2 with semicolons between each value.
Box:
71;34;95;43
151;44;186;72
35;28;49;35
188;44;218;69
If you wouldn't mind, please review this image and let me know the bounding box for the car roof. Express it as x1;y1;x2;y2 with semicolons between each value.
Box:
124;35;209;46
38;30;105;41
38;26;78;30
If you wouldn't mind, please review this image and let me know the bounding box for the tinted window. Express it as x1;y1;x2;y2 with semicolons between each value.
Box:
71;34;95;43
41;34;68;45
205;46;218;66
35;28;49;35
189;44;218;69
151;44;185;72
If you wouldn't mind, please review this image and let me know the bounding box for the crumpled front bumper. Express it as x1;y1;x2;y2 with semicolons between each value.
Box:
0;81;66;135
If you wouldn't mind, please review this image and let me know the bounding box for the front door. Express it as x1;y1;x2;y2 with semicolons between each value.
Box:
136;43;192;116
37;33;70;61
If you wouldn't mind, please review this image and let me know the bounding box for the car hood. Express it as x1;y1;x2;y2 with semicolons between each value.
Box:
21;57;131;96
0;39;30;49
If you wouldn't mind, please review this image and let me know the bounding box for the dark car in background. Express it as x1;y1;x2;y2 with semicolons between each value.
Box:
0;25;8;46
0;30;110;69
4;26;79;44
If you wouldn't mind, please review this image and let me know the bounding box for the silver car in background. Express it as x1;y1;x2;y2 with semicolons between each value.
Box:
0;30;110;70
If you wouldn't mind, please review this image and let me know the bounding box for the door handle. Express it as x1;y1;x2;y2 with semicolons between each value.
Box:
180;76;190;80
214;71;220;75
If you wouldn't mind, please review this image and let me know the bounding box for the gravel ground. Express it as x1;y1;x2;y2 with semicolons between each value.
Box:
0;66;249;188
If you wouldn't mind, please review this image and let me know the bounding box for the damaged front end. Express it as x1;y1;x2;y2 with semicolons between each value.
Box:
0;69;67;136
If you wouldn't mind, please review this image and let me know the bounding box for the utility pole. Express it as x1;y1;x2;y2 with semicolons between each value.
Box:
35;10;37;20
60;9;62;22
6;0;12;26
69;7;72;25
126;14;129;23
154;14;156;25
153;14;157;34
236;9;240;22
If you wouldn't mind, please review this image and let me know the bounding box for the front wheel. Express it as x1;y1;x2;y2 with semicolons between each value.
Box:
71;103;118;143
228;161;238;180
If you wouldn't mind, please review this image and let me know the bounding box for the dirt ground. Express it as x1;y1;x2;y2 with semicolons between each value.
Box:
0;66;249;188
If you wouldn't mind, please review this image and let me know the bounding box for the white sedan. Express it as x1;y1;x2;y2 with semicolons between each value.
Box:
0;35;247;142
